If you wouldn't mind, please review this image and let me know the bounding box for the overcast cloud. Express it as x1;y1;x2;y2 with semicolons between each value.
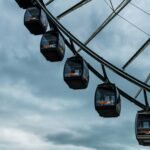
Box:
0;0;150;150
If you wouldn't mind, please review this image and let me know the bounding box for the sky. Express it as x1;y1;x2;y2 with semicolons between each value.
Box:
0;0;150;150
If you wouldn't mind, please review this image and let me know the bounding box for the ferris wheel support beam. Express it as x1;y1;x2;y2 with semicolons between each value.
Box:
35;0;150;92
143;90;149;109
101;64;110;83
109;0;115;10
119;89;146;109
45;0;54;6
135;73;150;99
78;0;131;52
57;0;92;20
122;38;150;70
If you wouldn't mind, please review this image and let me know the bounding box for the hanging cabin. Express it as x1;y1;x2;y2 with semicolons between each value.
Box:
135;110;150;146
40;30;65;61
24;7;48;35
15;0;34;9
64;56;89;89
95;83;121;117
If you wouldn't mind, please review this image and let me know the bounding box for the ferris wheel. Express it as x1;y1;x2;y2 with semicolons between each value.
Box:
15;0;150;146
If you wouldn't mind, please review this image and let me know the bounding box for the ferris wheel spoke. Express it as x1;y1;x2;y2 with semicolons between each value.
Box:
45;0;54;6
77;0;131;52
122;38;150;70
135;73;150;99
57;0;92;20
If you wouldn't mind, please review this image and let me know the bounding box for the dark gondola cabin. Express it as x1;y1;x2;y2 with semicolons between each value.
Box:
24;7;48;35
40;30;65;62
135;110;150;146
95;83;121;117
15;0;34;9
64;56;89;89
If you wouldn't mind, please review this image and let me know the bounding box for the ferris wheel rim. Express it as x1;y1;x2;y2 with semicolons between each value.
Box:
36;0;150;92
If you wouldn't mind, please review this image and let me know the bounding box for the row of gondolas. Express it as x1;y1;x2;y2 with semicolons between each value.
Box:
15;0;150;146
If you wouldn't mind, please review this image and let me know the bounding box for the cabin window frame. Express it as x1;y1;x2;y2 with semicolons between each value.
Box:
24;7;41;22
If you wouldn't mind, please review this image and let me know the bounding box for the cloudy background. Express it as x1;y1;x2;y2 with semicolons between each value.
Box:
0;0;149;149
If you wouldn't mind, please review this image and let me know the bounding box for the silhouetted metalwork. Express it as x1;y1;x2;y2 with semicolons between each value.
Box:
78;0;131;52
123;39;150;70
46;0;54;6
135;73;150;99
14;0;150;146
36;0;150;91
57;0;92;19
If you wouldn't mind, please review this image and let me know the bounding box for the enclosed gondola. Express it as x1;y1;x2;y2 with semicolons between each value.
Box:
40;30;65;61
135;110;150;146
95;83;121;117
64;56;89;89
15;0;34;9
24;7;48;35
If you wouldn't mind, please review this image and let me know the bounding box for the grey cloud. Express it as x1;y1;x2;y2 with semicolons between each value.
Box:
45;120;139;150
0;0;149;150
